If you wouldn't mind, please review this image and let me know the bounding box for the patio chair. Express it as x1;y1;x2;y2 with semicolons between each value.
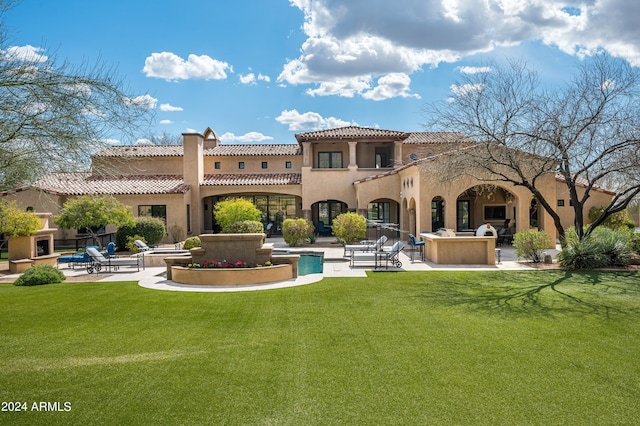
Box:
408;234;425;262
351;241;405;269
57;245;99;269
104;242;116;257
85;247;144;274
344;235;388;257
316;221;332;236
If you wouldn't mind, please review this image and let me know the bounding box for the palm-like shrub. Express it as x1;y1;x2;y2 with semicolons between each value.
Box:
558;227;633;269
332;212;366;244
282;218;314;247
513;229;550;263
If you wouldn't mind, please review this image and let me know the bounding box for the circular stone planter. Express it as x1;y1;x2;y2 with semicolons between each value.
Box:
171;264;293;286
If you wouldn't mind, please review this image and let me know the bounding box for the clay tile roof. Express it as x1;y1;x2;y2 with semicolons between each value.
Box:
295;126;410;141
205;144;301;156
30;173;190;195
202;173;301;186
403;132;474;144
95;145;184;157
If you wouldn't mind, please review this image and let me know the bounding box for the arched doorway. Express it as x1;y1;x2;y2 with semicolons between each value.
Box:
311;199;348;230
455;185;518;232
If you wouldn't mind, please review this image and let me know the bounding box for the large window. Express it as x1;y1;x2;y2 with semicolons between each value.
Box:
457;200;471;231
484;205;506;220
318;151;343;168
138;205;167;226
368;202;390;222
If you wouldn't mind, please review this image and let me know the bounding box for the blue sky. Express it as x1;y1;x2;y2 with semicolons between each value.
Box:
5;0;640;145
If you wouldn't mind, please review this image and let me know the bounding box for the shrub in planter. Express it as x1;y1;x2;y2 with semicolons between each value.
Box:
513;229;550;263
183;236;201;250
282;218;314;247
332;212;366;244
14;265;66;286
225;220;264;234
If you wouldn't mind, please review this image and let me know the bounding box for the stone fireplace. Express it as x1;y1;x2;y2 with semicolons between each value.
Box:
8;213;59;273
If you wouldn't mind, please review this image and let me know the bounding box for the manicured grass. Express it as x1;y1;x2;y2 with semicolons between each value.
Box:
1;271;639;425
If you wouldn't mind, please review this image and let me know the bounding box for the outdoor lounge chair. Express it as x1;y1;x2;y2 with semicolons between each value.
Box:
133;239;188;253
57;245;99;269
350;241;405;269
343;235;388;257
85;247;144;274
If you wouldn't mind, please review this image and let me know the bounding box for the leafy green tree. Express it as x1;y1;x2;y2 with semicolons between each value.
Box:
332;212;367;244
214;198;261;232
54;195;134;245
0;200;41;237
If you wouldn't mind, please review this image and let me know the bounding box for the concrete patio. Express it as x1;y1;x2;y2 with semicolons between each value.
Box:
0;236;561;292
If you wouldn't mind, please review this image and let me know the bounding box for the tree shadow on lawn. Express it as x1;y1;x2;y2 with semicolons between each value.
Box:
422;271;640;318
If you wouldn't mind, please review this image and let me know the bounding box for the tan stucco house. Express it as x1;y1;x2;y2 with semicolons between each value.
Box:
1;126;614;247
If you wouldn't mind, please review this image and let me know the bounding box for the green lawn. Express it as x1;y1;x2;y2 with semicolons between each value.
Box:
1;271;639;425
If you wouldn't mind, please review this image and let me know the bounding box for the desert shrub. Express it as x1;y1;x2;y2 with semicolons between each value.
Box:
183;236;201;250
557;229;607;270
282;218;314;247
225;220;264;234
168;223;185;243
596;227;633;267
332;212;366;244
513;229;551;263
214;199;261;232
126;235;146;253
134;217;166;245
14;264;65;286
557;227;632;269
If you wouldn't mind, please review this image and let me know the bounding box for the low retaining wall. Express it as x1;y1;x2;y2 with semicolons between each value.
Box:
171;264;293;286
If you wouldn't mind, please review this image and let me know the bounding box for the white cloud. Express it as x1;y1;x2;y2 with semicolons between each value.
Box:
276;109;355;131
362;73;420;101
239;72;271;85
218;132;274;143
458;66;492;74
142;52;232;81
123;94;157;109
135;138;155;146
159;119;173;124
281;0;640;97
450;83;483;97
4;45;48;62
159;103;183;112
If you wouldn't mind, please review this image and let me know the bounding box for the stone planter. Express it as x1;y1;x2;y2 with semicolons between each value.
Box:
171;264;293;286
